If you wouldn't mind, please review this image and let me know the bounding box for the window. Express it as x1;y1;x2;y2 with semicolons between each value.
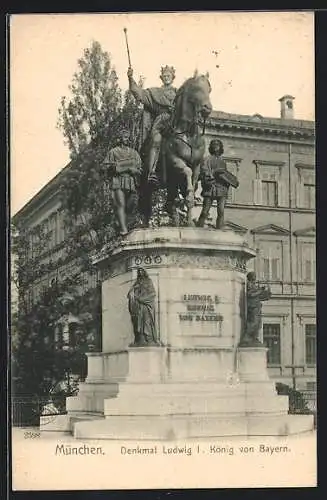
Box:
305;259;314;282
303;183;315;209
259;241;282;281
58;210;66;244
42;219;50;251
262;180;278;206
301;243;316;282
27;233;33;259
305;324;316;365
49;214;57;248
31;231;38;259
263;257;280;280
253;160;285;207
295;164;315;209
263;258;269;280
263;323;281;365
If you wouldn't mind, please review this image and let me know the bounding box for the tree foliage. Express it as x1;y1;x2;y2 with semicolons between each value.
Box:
57;40;122;159
12;41;143;412
58;40;144;258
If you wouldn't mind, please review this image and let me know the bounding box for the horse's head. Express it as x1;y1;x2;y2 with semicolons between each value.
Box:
175;73;212;125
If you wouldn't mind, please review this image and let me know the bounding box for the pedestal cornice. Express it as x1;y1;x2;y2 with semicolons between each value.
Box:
93;227;256;279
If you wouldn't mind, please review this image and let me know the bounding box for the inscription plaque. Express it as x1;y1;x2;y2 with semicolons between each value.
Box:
178;294;223;323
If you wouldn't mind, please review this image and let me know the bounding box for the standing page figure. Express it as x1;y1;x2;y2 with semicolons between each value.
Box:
104;128;143;236
197;138;239;229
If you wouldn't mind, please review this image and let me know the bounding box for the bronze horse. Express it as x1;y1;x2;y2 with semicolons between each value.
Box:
140;72;212;226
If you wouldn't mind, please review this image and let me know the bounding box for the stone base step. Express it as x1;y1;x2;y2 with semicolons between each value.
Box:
66;380;280;414
103;392;289;416
73;413;314;440
40;412;104;432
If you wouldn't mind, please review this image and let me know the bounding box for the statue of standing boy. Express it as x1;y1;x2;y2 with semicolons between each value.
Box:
104;128;143;236
197;139;239;229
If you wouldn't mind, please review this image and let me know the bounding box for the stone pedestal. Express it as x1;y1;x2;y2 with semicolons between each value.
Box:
43;228;314;437
126;347;166;383
237;347;270;382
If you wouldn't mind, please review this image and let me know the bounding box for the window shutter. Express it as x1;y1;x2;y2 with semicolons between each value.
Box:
263;323;281;364
305;260;312;282
263;258;270;280
253;179;262;205
305;324;316;365
271;257;280;280
296;179;304;208
226;162;238;204
277;181;287;207
254;247;261;276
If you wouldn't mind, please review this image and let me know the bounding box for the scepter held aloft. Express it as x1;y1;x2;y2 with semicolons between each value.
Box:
123;27;132;69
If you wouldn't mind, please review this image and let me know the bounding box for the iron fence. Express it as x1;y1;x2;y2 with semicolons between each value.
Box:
11;389;317;428
290;390;317;428
11;395;67;427
298;390;317;412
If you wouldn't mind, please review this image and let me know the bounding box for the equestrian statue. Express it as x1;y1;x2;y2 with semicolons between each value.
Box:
129;66;212;226
123;27;212;227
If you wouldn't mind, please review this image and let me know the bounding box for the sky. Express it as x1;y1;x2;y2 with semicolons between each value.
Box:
10;11;315;215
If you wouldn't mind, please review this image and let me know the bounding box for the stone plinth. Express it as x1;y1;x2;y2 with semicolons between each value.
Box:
126;347;166;383
237;346;270;382
72;347;312;440
48;228;314;438
96;227;255;352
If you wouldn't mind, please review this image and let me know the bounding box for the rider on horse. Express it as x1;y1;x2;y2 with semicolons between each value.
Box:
127;65;177;184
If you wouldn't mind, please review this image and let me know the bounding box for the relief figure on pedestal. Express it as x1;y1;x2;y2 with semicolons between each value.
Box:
240;271;272;347
103;128;143;236
127;268;159;346
197;139;239;229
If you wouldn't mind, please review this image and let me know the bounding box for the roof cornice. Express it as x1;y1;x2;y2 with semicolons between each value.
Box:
12;159;73;223
206;114;314;140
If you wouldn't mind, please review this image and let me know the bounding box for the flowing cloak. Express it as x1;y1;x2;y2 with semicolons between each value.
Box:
129;82;177;184
104;146;142;192
141;87;177;144
131;86;177;146
127;276;157;343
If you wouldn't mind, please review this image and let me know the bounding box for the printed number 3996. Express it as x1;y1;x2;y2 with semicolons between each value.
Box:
24;431;40;438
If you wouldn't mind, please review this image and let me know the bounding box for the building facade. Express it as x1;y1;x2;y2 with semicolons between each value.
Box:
13;95;316;391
